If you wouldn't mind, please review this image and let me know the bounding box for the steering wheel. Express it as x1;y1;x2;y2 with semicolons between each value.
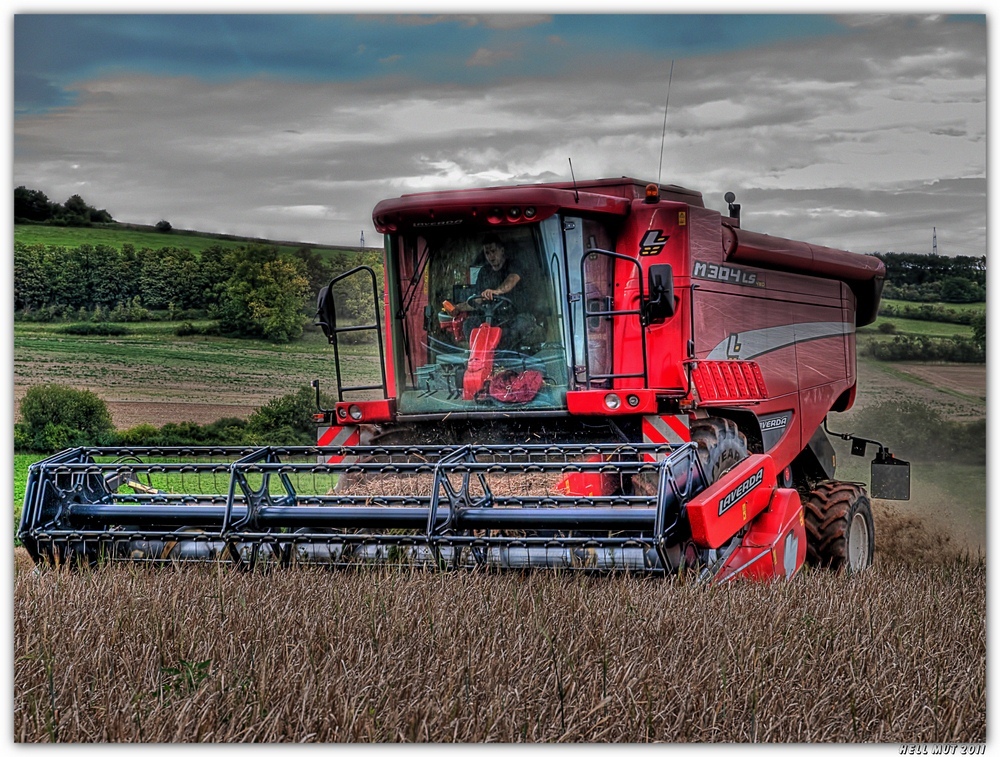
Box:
465;293;514;326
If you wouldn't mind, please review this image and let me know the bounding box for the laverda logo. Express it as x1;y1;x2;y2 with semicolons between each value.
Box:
760;416;789;432
718;467;764;517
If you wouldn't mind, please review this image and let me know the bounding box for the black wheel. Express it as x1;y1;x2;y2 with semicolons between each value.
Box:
631;417;748;497
690;417;749;484
803;481;875;573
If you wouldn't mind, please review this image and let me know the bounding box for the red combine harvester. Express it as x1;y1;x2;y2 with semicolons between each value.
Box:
19;177;909;580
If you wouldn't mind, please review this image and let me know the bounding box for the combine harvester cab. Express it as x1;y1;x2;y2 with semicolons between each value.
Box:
20;178;910;580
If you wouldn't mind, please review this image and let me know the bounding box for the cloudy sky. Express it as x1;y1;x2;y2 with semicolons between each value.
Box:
11;6;988;257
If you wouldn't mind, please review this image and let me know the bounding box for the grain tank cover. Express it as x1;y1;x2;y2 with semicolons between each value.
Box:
720;223;885;326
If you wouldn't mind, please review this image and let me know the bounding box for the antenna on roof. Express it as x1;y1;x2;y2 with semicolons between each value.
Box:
568;158;579;203
657;59;675;186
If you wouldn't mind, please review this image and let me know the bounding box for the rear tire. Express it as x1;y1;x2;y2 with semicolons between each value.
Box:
803;481;875;573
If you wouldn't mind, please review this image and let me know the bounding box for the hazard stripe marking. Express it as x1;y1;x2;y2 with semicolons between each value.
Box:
317;426;339;446
644;414;690;445
662;414;691;442
643;422;667;445
317;426;361;463
642;415;691;461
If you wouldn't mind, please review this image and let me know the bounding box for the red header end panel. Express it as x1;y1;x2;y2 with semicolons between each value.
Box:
688;208;856;470
687;455;807;581
687;454;776;549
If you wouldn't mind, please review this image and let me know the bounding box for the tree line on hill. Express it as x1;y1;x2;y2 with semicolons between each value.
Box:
15;186;114;226
14;186;381;342
873;252;986;303
14;241;381;343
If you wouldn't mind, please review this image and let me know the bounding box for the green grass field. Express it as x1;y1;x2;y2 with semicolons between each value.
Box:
881;297;986;314
14;222;366;257
860;316;972;339
13;454;44;536
857;298;983;345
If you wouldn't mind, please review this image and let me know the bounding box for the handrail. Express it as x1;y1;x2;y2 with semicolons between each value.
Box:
576;248;649;389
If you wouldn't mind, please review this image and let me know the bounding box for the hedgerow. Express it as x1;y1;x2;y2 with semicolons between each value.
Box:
864;334;984;363
14;385;324;452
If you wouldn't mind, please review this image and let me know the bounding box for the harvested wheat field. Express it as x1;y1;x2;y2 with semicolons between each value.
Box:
13;506;985;744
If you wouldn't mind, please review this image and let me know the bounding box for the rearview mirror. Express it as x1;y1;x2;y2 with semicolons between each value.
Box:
316;285;335;343
646;263;675;323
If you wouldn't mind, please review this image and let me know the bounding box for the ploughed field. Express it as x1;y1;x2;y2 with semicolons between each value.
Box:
14;531;985;743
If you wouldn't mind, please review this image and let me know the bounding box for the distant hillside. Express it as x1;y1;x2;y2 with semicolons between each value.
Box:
14;221;373;257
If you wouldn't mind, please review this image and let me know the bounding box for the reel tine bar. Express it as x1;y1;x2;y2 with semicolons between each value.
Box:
18;442;706;572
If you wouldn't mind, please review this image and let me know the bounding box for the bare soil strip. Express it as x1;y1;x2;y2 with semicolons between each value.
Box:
101;401;257;429
889;363;986;397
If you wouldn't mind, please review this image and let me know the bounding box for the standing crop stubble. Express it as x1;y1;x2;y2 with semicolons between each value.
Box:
14;549;985;743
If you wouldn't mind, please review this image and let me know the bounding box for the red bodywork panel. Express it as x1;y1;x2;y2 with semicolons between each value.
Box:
686;453;807;581
565;389;658;415
372;178;703;234
609;201;692;393
333;399;396;425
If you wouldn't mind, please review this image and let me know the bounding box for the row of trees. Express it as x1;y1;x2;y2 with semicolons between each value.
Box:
874;252;986;303
877;302;983;325
865;333;984;363
14;241;381;342
14;186;113;226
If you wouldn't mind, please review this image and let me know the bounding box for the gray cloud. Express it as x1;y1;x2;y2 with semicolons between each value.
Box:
13;14;985;256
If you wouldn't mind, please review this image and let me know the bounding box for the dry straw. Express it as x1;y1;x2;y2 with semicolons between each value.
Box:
14;505;985;743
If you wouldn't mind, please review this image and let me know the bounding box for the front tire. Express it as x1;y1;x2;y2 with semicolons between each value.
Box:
803;481;875;572
690;417;748;484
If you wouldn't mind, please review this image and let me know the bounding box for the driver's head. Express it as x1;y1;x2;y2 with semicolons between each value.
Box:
482;234;507;271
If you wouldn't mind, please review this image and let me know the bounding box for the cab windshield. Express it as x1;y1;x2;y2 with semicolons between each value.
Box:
394;219;571;414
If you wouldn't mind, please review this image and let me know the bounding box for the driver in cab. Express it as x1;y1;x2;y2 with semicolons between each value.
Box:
449;234;536;348
455;234;522;309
